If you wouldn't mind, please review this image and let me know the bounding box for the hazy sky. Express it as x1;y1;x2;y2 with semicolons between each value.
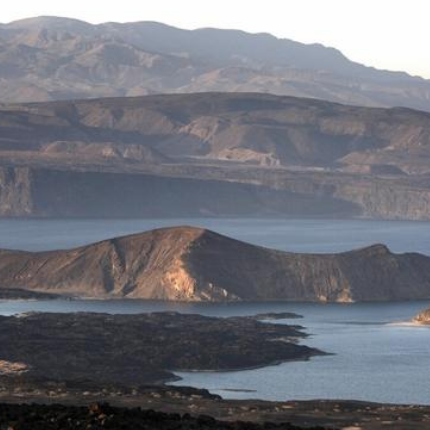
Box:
2;0;429;78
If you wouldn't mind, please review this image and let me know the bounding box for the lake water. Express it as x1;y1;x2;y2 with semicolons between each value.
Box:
0;218;429;405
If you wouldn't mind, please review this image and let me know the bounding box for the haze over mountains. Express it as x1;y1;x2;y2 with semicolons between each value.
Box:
1;16;430;111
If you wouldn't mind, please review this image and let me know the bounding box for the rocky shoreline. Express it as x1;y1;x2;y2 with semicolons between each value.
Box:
0;311;429;429
0;312;320;386
413;307;430;325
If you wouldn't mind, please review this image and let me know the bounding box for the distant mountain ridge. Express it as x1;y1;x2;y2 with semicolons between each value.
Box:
2;92;430;172
1;226;430;302
0;16;430;110
1;92;430;220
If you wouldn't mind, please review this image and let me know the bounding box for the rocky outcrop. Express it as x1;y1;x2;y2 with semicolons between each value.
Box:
1;226;430;302
414;308;430;325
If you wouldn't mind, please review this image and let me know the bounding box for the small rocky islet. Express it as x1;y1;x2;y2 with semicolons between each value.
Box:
414;307;430;325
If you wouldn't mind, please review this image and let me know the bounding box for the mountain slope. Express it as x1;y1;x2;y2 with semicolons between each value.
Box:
1;92;430;220
1;17;430;110
2;92;430;172
1;226;430;302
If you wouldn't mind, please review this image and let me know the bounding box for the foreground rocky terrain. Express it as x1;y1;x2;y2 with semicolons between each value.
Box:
1;92;430;219
1;384;430;429
0;312;429;429
1;16;430;112
1;226;430;301
0;403;328;430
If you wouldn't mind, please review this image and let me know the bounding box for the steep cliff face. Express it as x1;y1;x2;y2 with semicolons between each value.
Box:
0;226;429;302
334;182;430;220
0;167;33;216
0;166;359;218
257;171;430;221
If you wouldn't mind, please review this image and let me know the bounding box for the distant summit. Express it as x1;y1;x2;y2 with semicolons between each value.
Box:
0;16;429;110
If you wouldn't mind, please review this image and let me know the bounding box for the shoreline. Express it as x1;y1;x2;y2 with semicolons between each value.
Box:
387;320;430;327
0;311;319;386
2;295;430;304
168;354;321;377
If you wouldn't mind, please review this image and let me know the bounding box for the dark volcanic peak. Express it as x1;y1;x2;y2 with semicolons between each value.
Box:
0;16;429;110
1;226;430;302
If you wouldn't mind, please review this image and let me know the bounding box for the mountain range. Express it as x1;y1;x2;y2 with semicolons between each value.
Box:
1;16;430;111
1;92;430;219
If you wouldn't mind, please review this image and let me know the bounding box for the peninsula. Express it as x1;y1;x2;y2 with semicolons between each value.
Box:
1;226;430;302
0;311;318;386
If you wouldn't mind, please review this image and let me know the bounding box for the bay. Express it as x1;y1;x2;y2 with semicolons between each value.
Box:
0;217;429;404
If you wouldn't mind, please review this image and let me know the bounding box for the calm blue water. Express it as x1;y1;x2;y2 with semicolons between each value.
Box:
0;218;429;404
170;301;430;405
